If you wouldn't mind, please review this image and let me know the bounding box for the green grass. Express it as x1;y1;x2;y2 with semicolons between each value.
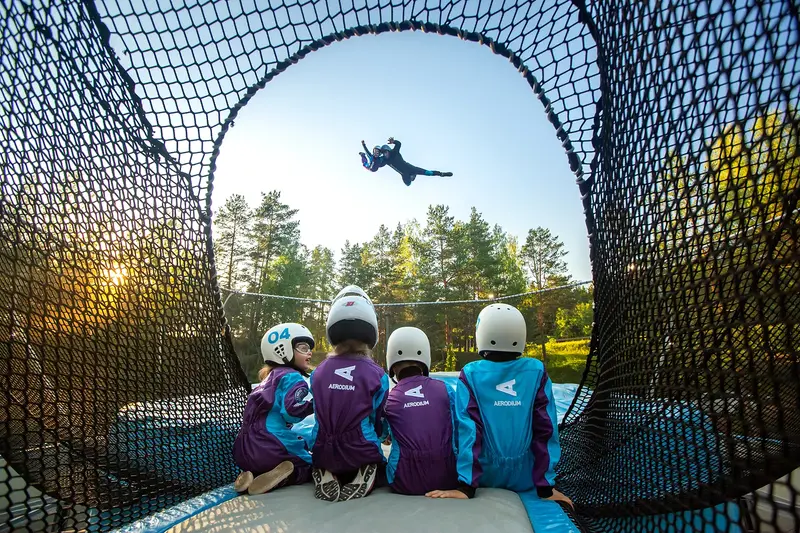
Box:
528;353;588;384
541;339;590;356
525;339;590;384
441;339;590;384
525;339;589;383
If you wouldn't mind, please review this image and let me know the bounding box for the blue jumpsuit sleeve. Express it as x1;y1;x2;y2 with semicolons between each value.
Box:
372;373;391;441
531;370;561;498
307;369;320;448
277;372;313;424
455;370;483;488
385;419;400;485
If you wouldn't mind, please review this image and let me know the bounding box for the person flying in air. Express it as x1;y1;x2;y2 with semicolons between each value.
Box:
359;138;453;186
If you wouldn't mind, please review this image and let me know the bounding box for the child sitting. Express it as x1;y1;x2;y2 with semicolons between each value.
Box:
383;327;477;499
233;322;316;495
309;285;390;502
456;304;573;507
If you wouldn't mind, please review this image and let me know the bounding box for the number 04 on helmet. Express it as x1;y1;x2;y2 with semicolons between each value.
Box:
261;323;316;366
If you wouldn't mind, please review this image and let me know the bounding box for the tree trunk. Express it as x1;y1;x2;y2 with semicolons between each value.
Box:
541;341;548;368
226;222;236;288
444;311;451;369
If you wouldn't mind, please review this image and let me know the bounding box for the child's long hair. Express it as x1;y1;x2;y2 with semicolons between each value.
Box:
257;359;311;382
257;364;273;382
332;339;372;358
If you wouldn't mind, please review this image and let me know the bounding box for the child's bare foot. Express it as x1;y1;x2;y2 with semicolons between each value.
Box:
425;489;468;499
234;471;254;493
544;489;574;508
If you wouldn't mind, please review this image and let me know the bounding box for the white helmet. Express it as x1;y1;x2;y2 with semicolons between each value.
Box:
326;285;379;349
332;285;374;306
261;322;315;365
475;304;527;356
386;327;431;378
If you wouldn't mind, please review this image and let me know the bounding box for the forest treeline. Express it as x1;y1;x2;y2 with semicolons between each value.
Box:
213;196;593;382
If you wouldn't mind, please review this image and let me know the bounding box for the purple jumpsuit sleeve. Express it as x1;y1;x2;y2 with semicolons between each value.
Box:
531;370;560;498
457;370;483;488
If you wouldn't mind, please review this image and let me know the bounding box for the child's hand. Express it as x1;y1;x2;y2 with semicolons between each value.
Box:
545;489;573;509
425;489;468;499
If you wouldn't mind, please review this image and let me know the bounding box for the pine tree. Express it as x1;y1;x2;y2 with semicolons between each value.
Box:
521;227;569;290
308;245;336;299
246;190;301;345
367;225;397;303
338;240;373;290
463;207;499;299
412;205;469;366
307;245;336;344
212;194;251;290
492;226;528;295
520;227;570;366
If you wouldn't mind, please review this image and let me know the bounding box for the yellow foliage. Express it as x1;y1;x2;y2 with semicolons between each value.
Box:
706;107;799;233
545;339;591;356
525;339;590;357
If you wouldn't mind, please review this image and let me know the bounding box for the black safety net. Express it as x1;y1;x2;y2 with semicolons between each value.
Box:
1;0;798;532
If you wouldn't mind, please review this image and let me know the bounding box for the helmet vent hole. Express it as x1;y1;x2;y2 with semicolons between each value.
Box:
398;350;403;355
512;342;518;346
417;350;422;355
491;340;496;345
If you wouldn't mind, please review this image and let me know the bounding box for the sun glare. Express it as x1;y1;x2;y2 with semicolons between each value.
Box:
104;265;128;286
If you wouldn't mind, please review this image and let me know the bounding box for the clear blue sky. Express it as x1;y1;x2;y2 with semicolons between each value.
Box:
210;31;592;282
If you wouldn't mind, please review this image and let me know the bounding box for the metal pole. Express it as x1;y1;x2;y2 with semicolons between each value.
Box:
384;311;390;369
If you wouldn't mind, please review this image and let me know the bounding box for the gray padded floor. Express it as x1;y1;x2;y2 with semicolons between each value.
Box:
167;485;534;533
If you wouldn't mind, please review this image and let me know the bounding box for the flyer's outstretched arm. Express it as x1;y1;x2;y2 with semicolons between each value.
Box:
359;140;381;172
